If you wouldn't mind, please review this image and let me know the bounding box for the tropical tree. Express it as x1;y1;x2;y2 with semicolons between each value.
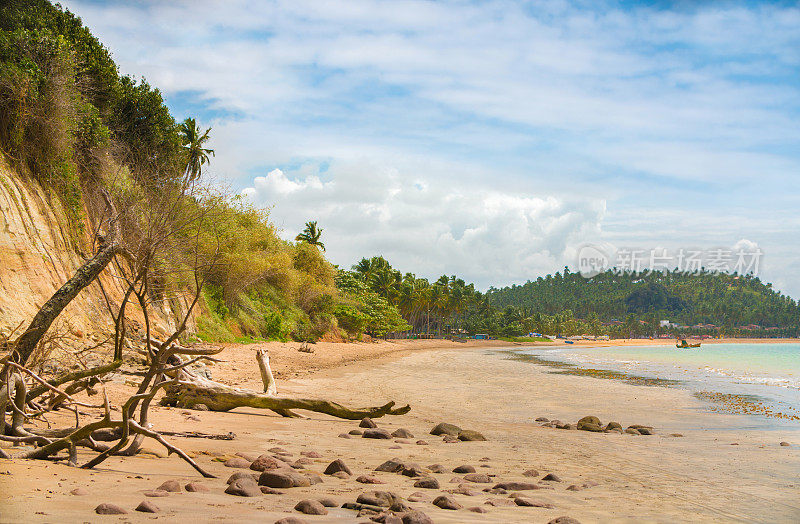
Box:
296;220;325;251
179;117;214;182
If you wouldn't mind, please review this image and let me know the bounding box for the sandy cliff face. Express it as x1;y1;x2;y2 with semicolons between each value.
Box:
0;160;186;343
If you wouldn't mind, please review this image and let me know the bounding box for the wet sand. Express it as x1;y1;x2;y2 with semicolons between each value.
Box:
1;340;798;522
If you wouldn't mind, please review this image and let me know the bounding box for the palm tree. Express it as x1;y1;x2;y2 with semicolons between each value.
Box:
296;221;325;251
179;117;215;182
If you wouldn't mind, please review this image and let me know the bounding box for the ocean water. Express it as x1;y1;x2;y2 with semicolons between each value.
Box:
513;343;800;429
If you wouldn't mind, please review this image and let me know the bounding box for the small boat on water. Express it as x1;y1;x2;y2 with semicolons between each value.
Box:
676;339;701;349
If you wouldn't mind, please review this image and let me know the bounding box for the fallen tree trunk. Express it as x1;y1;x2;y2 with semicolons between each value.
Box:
161;380;410;419
26;360;122;401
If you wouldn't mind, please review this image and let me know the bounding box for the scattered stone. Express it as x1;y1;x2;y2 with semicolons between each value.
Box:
463;473;492;483
236;451;259;461
331;471;350;479
227;471;259;484
349;429;364;435
395;439;412;444
135;500;160;513
391;428;414;438
566;484;582;491
542;473;562;482
442;435;459;443
360;417;378;428
185;482;209;492
389;445;402;449
295;499;327;515
357;475;385;484
449;476;462;483
401;510;434;524
407;492;429;502
522;469;539;477
578;422;603;432
486;487;507;494
226;478;262;497
514;496;554;508
548;517;581;524
535;417;549;422
157;479;182;492
268;447;289;454
301;450;322;458
493;481;540;490
95;503;128;515
261;486;284;494
70;488;89;496
637;428;654;435
670;433;684;437
604;422;623;431
390;501;412;513
458;430;487;441
485;497;516;507
324;458;352;476
780;441;791;446
577;416;601;428
430;422;462;436
400;463;426;477
432;495;462;510
318;497;338;508
625;428;640;435
305;473;323;485
258;469;311;488
375;458;406;473
293;458;312;467
479;457;491;462
413;477;439;489
426;464;447;474
450;486;480;496
415;440;429;445
468;506;488;513
356;490;403;507
453;465;475;473
251;455;282;472
338;433;352;439
275;518;309;524
224;457;252;469
143;490;169;497
363;429;392;439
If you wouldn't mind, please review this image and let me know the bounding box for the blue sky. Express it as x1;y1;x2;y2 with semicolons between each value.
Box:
62;0;800;296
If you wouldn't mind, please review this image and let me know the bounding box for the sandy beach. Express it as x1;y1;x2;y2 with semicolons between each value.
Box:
1;339;798;523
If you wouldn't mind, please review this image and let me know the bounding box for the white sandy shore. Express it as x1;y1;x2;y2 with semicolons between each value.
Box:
1;342;798;523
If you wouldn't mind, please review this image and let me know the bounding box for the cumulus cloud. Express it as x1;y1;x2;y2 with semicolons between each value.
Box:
243;162;605;286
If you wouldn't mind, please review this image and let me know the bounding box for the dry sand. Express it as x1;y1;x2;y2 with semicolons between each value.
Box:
1;338;799;523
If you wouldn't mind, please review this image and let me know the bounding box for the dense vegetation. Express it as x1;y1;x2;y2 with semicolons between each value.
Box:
487;268;800;337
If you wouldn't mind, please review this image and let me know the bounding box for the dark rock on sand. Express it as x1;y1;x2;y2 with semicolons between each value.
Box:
400;463;426;477
637;427;654;435
251;455;282;472
535;417;549;422
143;490;169;497
261;486;284;494
331;471;350;479
294;499;328;515
402;510;434;524
375;458;406;473
324;458;352;476
443;435;460;443
578;422;603;432
225;457;252;468
486;487;507;494
514;496;554;508
407;491;429;502
301;450;322;458
339;433;352;438
95;503;128;514
357;475;385;484
463;473;492;483
356;490;403;507
625;428;640;435
604;422;623;431
226;478;261;497
493;481;540;490
542;473;562;482
413;477;439;489
522;469;539;477
577;416;601;427
468;506;488;513
430;422;462;436
360;417;378;428
349;429;363;435
227;471;260;484
450;485;480;496
185;482;209;492
275;518;310;524
305;473;323;485
453;465;475;473
433;495;462;510
363;428;392;439
157;479;182;492
416;440;429;445
458;430;487;441
426;464;447;474
485;497;516;507
391;428;414;438
318;497;338;507
70;488;89;495
548;517;582;524
135;500;160;513
780;441;791;446
259;469;311;488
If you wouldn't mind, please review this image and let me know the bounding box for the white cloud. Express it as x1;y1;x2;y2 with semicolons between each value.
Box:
242;161;605;286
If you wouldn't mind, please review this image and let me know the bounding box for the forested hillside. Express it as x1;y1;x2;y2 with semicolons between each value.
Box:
487;268;800;337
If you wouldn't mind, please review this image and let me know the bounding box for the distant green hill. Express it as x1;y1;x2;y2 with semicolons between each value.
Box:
487;268;800;337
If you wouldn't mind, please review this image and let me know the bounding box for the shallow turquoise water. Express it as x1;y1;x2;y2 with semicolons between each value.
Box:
516;343;800;428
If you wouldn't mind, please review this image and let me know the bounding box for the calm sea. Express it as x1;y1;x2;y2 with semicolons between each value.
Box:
514;342;800;430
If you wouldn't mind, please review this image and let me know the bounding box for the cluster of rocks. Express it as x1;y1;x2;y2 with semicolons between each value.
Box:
536;415;655;435
92;480;210;514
